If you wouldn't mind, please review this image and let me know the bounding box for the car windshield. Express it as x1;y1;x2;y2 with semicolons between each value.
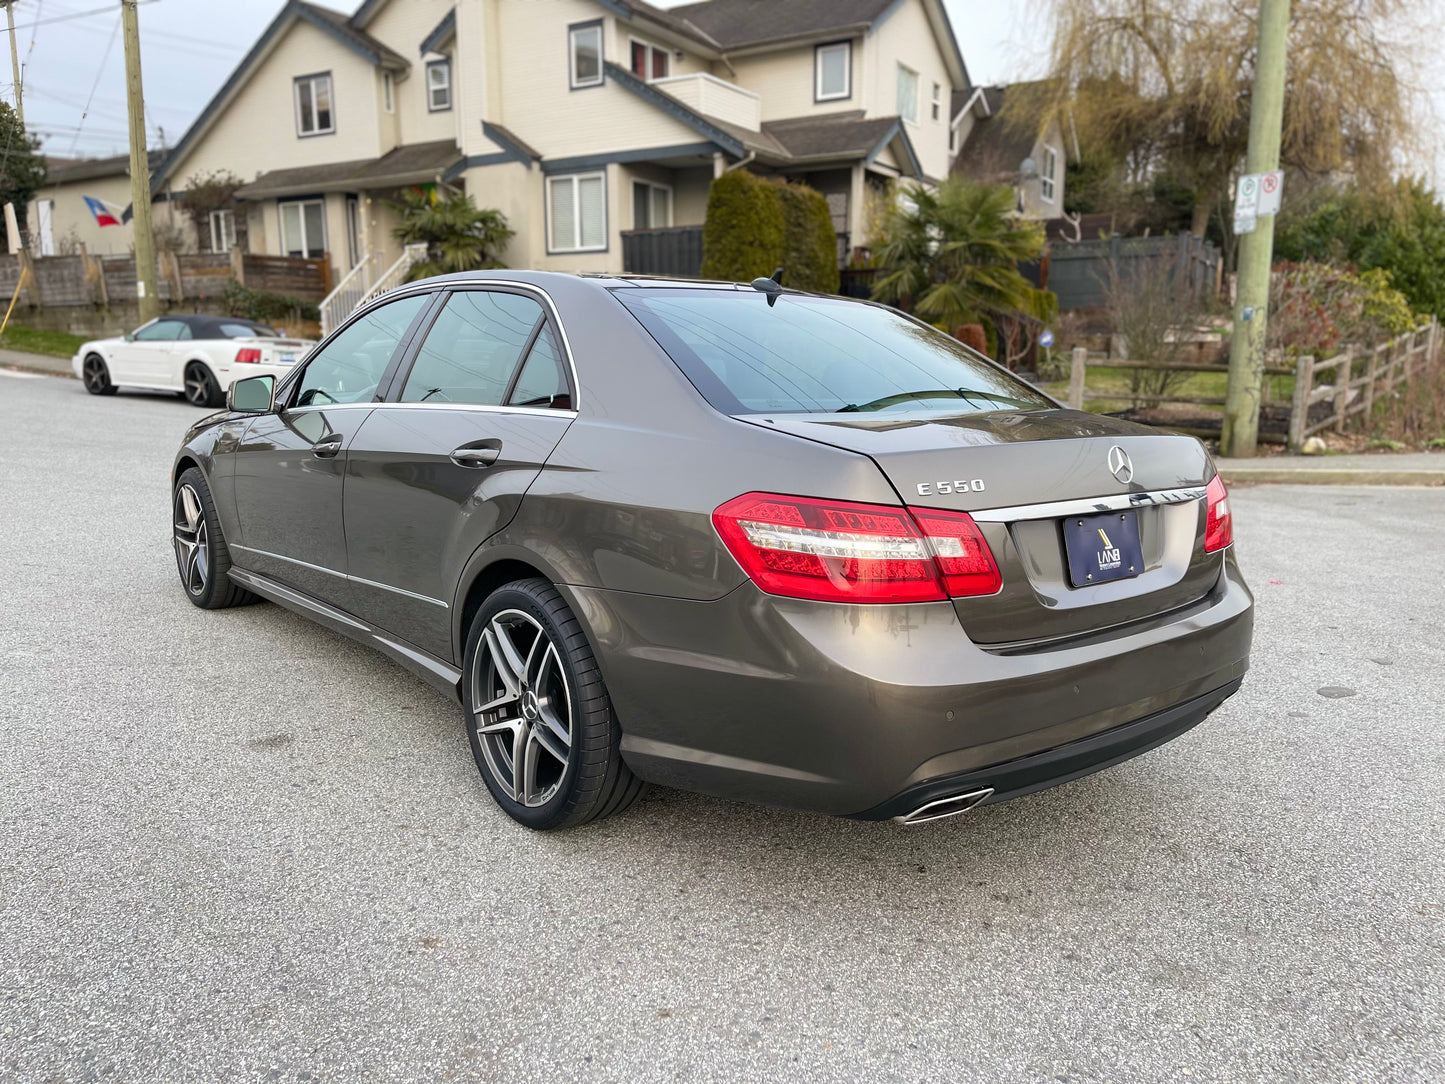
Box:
615;288;1052;416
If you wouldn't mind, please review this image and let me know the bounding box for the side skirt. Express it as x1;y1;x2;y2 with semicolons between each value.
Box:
227;567;463;704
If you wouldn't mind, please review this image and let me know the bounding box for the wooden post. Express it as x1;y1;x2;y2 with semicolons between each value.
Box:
86;253;108;306
1288;354;1312;450
1333;347;1352;432
1363;342;1378;419
230;244;246;286
159;250;184;301
1068;346;1087;410
15;249;36;308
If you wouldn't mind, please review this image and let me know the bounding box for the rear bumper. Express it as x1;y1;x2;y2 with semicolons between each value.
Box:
851;678;1241;820
562;550;1253;817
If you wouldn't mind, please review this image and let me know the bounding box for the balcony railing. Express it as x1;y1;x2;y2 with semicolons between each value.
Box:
651;73;760;132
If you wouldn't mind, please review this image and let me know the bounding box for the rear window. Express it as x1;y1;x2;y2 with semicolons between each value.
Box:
615;289;1052;416
219;322;275;338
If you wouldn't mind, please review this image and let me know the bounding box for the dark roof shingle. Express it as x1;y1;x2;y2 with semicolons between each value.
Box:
235;140;461;198
668;0;896;49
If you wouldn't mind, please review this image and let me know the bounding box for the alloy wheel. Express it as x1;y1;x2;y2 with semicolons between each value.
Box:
82;356;107;392
471;609;574;808
173;483;209;596
183;366;211;406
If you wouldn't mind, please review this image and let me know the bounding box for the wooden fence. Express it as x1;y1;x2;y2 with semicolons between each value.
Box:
1066;318;1441;446
1048;233;1222;310
1;249;331;310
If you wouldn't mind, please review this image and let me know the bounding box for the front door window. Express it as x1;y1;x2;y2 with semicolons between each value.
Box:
293;293;430;407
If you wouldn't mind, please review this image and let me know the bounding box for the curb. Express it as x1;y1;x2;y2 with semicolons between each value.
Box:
1220;468;1445;486
0;362;74;379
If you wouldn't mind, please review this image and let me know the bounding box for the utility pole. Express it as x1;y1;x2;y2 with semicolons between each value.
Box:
121;0;158;322
5;2;22;125
1220;0;1291;457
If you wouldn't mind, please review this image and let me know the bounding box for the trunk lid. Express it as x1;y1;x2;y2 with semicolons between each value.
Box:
745;408;1220;645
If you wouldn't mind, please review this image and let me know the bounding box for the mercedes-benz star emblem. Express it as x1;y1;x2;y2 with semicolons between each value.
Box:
1107;445;1134;484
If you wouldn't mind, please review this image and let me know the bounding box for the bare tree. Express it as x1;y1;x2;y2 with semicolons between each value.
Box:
1103;248;1212;409
1027;0;1425;237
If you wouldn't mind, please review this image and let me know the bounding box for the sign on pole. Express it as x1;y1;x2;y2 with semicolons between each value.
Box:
1038;329;1055;349
1257;171;1283;216
1234;173;1260;236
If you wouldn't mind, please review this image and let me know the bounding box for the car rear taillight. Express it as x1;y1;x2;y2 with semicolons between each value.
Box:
712;493;1001;604
234;348;262;364
1204;474;1233;552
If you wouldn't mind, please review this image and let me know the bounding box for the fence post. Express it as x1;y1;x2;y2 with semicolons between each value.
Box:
1288;354;1312;451
1363;342;1378;419
1068;347;1087;410
1429;316;1440;368
16;250;38;309
1333;347;1352;432
230;245;246;286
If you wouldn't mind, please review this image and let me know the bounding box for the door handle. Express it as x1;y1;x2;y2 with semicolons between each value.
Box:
313;434;343;459
450;444;501;468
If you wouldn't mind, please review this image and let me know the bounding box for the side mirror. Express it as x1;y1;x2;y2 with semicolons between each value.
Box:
123;332;135;342
228;374;276;413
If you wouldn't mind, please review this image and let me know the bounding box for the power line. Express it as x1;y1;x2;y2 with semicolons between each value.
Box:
68;8;120;154
4;0;158;34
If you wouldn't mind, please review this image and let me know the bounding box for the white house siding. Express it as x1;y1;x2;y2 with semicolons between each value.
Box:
365;0;460;148
29;173;134;256
726;41;864;122
867;0;955;182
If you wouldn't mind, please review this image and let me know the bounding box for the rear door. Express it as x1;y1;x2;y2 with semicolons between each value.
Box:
342;287;576;660
228;292;434;604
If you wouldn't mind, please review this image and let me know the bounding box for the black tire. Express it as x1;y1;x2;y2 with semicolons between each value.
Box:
81;353;117;396
463;578;644;830
183;362;222;408
172;467;257;610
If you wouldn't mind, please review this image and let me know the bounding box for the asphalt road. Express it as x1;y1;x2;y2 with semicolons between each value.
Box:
1;371;1441;1083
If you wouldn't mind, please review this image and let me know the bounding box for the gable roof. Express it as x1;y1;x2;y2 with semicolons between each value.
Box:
150;0;408;192
46;149;166;186
952;84;1049;182
235;140;463;199
668;0;894;49
762;112;923;177
419;8;456;55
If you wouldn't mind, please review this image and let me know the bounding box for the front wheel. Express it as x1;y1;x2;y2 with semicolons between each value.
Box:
81;353;117;396
183;362;222;408
464;578;643;830
173;467;256;609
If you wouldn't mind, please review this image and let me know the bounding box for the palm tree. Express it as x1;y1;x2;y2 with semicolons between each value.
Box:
871;179;1056;331
391;188;515;280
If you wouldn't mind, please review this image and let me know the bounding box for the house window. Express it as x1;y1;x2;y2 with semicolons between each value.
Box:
949;124;958;155
632;180;672;229
569;22;603;88
547;171;606;252
815;41;850;102
1041;144;1058;203
382;71;394;113
932;82;941;121
427;59;452;111
630;38;669;82
294;72;334;136
896;64;918;123
209;208;236;253
279;198;327;258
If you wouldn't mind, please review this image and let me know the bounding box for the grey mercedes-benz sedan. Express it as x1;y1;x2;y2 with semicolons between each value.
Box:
171;271;1252;830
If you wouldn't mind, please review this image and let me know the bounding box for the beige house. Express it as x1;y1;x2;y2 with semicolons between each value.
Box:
26;151;183;256
41;0;970;307
950;82;1075;219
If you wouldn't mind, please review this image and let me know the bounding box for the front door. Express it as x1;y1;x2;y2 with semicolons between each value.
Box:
228;292;433;606
114;316;188;385
343;288;576;660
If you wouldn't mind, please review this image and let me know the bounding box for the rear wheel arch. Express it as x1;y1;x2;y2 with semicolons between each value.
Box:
456;556;554;665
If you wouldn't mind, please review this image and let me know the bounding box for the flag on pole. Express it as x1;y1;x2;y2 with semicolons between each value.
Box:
83;196;122;228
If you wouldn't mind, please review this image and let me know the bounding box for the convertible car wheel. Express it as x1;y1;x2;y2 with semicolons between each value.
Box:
464;579;643;830
183;363;222;408
172;468;256;610
81;354;117;396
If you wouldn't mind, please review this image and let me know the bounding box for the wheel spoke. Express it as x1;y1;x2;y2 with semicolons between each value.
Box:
532;706;570;764
533;642;556;694
180;486;202;531
487;619;527;698
476;716;522;736
510;722;531;803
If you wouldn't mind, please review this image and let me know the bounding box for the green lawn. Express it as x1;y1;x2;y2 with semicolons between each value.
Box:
0;325;90;359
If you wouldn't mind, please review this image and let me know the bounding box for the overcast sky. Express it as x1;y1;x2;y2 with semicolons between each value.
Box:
8;0;1438;187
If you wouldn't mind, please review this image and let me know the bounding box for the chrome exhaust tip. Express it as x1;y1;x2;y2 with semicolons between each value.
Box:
893;787;995;826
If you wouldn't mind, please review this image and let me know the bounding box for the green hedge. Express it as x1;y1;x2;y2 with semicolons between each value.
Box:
223;277;320;323
700;170;839;294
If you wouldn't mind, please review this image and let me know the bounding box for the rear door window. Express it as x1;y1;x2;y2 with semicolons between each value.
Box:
399;290;549;406
507;323;569;408
615;289;1051;416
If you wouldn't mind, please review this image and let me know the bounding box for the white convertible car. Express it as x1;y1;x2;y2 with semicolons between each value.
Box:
73;314;316;407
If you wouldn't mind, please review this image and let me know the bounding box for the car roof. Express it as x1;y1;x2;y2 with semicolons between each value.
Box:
155;314;271;335
410;269;767;293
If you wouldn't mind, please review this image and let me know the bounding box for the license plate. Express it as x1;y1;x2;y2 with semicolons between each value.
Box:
1063;511;1143;587
278;356;295;365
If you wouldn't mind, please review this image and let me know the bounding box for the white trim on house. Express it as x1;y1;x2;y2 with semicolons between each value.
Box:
208;208;236;253
814;41;851;102
426;58;452;111
546;171;607;253
896;63;918;124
